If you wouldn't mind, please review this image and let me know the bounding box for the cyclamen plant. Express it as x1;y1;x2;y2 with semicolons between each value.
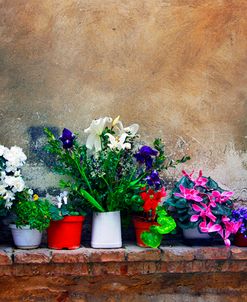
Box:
165;170;241;246
44;116;190;215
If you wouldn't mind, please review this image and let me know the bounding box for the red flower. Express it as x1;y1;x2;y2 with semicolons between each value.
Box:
140;187;166;214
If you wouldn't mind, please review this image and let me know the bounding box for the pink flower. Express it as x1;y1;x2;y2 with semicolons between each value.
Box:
218;216;242;247
198;220;222;233
210;190;234;206
182;170;208;187
174;185;203;202
190;203;217;222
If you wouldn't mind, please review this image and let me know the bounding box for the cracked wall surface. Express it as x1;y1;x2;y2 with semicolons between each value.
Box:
0;0;246;200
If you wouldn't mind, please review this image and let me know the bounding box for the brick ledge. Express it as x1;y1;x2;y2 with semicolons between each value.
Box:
0;244;246;276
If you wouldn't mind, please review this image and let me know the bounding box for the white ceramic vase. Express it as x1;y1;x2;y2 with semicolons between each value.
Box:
183;227;211;240
9;224;42;249
91;211;122;248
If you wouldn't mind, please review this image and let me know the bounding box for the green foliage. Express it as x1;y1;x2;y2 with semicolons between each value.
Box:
0;198;7;216
44;127;146;213
152;138;190;171
141;206;176;248
44;125;190;215
13;198;51;231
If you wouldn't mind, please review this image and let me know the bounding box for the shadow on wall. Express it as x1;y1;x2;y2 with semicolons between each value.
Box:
27;126;59;167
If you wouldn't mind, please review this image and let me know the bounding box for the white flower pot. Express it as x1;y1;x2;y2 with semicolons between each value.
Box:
183;227;211;239
9;224;42;249
91;211;122;248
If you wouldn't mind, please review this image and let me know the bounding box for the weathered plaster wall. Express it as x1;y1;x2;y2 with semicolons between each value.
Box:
0;0;246;197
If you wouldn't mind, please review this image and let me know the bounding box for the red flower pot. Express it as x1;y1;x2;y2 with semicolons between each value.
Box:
133;217;158;248
47;216;85;249
234;232;247;247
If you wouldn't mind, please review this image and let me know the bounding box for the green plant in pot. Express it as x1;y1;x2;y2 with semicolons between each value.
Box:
10;191;51;249
44;116;190;248
0;144;51;248
47;191;86;249
131;139;189;248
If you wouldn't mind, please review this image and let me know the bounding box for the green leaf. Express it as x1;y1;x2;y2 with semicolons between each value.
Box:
141;231;162;248
155;217;176;234
80;189;105;212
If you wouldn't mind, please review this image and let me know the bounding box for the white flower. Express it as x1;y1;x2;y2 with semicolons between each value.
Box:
113;120;139;137
1;171;6;179
106;133;131;150
62;191;68;205
14;170;21;177
84;117;112;152
4;175;25;193
56;191;69;208
57;195;62;208
0;145;7;157
3;146;27;171
0;185;7;196
5;200;13;209
28;189;34;196
4;191;15;203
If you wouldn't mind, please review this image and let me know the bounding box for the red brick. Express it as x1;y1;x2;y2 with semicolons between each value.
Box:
52;248;89;263
91;262;125;275
194;246;230;260
14;249;51;264
0;249;12;265
231;247;247;260
125;244;160;261
52;263;89;276
88;248;125;262
160;246;194;262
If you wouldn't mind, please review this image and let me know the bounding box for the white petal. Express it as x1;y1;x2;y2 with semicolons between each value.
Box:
119;133;128;144
124;143;131;149
94;136;102;153
86;133;97;150
124;124;139;136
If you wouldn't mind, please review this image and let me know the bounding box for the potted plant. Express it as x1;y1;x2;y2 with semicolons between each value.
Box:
232;206;247;247
45;116;189;248
133;186;177;248
0;144;51;248
47;191;86;249
165;170;242;246
10;193;51;249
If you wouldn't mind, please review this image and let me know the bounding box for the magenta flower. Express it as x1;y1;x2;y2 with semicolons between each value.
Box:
198;220;222;233
209;190;234;206
174;185;203;202
182;170;208;187
190;203;217;222
218;217;242;247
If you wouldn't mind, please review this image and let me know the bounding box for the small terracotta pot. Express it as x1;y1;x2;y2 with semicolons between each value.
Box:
47;216;85;250
133;217;158;248
234;232;247;247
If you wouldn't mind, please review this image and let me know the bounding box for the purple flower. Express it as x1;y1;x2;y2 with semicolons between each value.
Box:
60;128;75;149
146;170;161;189
134;146;158;169
232;207;247;235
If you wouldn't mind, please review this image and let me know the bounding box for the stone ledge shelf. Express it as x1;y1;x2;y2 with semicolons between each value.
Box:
1;245;247;301
0;244;247;276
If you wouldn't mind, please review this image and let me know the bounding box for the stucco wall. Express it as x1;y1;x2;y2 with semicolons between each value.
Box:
0;0;246;198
